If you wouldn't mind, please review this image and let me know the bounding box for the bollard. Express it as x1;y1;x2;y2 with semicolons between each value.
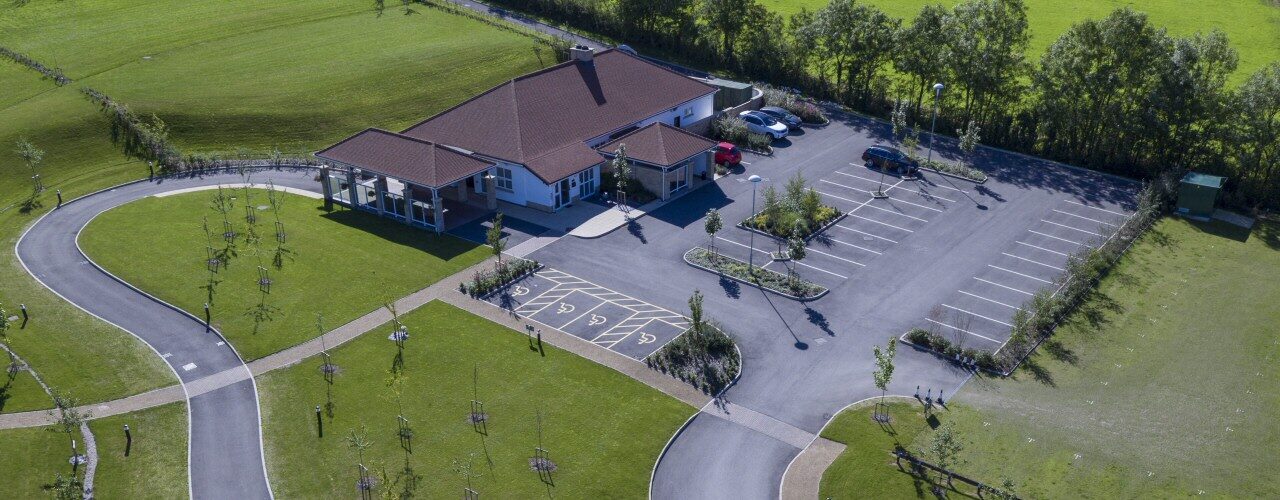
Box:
20;304;27;321
124;424;132;457
915;385;920;398
315;405;323;438
56;189;63;208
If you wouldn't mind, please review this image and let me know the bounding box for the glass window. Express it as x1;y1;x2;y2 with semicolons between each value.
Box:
495;166;514;191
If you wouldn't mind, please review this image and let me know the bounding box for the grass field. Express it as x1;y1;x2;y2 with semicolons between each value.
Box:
80;189;490;360
821;217;1280;498
0;423;82;497
761;0;1280;83
1;0;543;407
88;402;188;499
0;368;51;413
260;300;693;498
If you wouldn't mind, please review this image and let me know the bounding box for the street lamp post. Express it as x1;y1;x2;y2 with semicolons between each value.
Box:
927;82;945;164
747;174;763;272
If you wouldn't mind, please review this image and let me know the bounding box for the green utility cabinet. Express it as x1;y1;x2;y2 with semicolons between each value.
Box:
1175;172;1226;219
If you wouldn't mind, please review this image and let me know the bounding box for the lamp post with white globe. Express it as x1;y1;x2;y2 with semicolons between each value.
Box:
747;174;763;272
927;82;944;164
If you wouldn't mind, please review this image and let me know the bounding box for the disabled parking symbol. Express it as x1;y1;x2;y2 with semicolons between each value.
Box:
588;314;607;326
638;333;656;344
556;302;575;314
512;285;529;296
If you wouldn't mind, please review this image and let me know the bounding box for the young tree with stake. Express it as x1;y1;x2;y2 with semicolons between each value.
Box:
486;212;505;266
610;145;631;210
15;138;45;194
704;209;723;260
872;338;896;422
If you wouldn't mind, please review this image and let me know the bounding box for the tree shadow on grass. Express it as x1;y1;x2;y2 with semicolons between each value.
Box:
1021;356;1056;387
319;206;476;260
1043;340;1078;365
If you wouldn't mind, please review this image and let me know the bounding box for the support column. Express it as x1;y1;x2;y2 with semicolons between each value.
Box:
457;181;469;202
401;183;415;226
483;174;497;210
319;166;333;211
662;167;669;201
347;168;359;208
431;188;445;233
374;175;387;216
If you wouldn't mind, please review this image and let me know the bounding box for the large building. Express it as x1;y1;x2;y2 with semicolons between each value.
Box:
316;47;719;231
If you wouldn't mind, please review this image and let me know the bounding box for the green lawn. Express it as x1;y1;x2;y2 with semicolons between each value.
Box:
0;368;50;413
0;424;81;497
761;0;1280;83
821;217;1280;498
260;300;693;498
818;400;946;498
80;189;489;360
89;402;188;499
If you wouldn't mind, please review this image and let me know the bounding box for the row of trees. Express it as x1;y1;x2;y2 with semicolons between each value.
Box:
488;0;1279;210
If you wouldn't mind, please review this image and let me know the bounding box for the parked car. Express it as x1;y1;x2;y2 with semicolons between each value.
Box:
861;146;919;175
738;110;789;140
714;142;742;166
758;106;802;129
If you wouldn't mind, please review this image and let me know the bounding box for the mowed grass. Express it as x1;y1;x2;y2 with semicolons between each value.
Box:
759;0;1280;83
260;300;693;498
819;400;943;498
821;217;1280;498
0;0;546;154
89;402;188;499
0;424;80;497
0;369;51;413
79;189;489;360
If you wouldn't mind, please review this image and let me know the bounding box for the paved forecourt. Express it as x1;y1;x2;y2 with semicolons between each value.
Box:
488;268;689;359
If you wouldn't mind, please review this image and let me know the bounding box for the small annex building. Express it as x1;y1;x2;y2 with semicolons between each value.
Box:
1176;172;1226;220
315;46;719;232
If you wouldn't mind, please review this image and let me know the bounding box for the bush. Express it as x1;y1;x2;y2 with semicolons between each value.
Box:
600;170;658;205
685;247;826;298
711;116;773;153
920;159;987;183
649;320;740;395
465;258;539;297
742;174;842;239
760;84;828;124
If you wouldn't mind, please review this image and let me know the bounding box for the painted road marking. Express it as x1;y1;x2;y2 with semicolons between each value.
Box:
819;181;944;213
182;363;197;371
161;352;172;358
215;341;225;346
924;318;1002;343
1042;219;1102;236
1028;229;1087;247
844;212;914;232
959;290;1020;310
1001;252;1064;271
827;238;883;255
1053;209;1118;226
835;224;898;243
974;277;1034;296
807;247;867;267
863;203;930;221
1016;241;1068;257
835;170;957;203
1064;200;1129;217
942;303;1013;327
989;264;1053;283
559;300;607;329
717;237;850;279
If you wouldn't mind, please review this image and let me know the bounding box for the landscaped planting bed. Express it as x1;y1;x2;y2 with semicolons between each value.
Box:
920;159;987;183
465;257;540;298
684;247;826;300
739;174;843;240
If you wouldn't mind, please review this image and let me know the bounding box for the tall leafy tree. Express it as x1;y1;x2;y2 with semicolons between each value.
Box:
1232;62;1280;205
944;0;1030;129
1148;30;1237;170
894;4;952;115
700;0;754;63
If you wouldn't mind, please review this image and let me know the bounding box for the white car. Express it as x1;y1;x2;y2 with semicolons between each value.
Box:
739;110;789;140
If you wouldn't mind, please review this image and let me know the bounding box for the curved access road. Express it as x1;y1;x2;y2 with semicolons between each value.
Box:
17;167;321;499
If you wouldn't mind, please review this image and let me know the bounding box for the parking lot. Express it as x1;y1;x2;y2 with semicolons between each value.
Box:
916;198;1134;351
488;268;690;360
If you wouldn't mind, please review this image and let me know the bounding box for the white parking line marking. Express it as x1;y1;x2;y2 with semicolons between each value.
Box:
215;341;225;346
989;264;1052;283
1015;241;1068;257
559;300;607;329
1028;229;1087;246
844;212;914;232
807;247;867;267
835;224;898;244
1054;209;1118;227
942;303;1013;327
819;181;944;213
718;237;851;279
182;363;197;371
1064;200;1129;217
827;238;883;255
1001;252;1065;271
863;203;929;221
924;318;1002;343
959;290;1020;310
816;188;868;205
974;277;1034;296
1042;219;1102;236
835;170;957;203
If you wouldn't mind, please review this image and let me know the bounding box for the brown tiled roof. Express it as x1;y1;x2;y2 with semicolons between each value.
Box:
401;49;716;182
315;128;492;188
597;123;715;167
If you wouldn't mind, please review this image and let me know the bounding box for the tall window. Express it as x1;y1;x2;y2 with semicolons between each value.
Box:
495;166;514;191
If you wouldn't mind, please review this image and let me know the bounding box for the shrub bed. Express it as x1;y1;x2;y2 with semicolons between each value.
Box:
740;173;842;239
465;258;540;298
760;84;828;124
920;159;987;183
601;170;658;206
647;320;739;395
685;247;825;299
710;116;773;153
903;328;999;372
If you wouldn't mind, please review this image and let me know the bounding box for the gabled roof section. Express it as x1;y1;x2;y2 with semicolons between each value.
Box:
597;122;716;167
316;128;493;188
400;49;716;182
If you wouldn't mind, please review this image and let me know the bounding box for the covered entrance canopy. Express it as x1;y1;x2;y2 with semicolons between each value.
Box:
315;128;497;232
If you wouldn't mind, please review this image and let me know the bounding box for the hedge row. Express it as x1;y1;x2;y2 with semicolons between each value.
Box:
1;46;70;86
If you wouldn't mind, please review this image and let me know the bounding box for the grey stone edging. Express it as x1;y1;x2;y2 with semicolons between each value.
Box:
681;247;828;302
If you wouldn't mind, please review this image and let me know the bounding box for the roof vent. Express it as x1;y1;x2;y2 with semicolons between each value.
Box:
571;45;593;63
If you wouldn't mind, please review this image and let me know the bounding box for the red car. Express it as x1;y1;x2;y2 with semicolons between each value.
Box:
714;142;742;166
